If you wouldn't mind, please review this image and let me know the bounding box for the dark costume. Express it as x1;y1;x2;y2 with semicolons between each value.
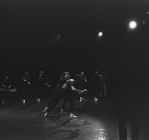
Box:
35;71;51;102
92;73;106;99
19;72;32;107
43;73;85;117
113;72;142;140
78;72;88;101
0;77;12;104
45;79;75;115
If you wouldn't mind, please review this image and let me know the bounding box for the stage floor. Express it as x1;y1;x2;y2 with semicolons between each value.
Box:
0;98;148;140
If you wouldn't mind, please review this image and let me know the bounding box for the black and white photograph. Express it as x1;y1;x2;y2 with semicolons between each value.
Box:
0;0;149;139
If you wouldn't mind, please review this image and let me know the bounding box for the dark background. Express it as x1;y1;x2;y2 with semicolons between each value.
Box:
1;0;149;93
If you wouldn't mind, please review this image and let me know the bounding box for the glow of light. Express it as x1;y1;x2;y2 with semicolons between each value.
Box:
129;21;137;29
97;138;106;140
98;32;103;37
96;128;106;140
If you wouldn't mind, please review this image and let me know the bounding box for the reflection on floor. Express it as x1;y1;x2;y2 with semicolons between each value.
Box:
0;98;148;140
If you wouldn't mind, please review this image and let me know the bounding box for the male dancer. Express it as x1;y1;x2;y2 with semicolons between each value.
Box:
92;69;106;102
20;72;32;108
0;76;16;105
79;70;87;102
35;71;51;104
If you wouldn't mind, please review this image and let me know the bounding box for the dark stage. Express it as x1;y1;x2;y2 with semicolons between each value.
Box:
0;96;148;140
1;0;149;139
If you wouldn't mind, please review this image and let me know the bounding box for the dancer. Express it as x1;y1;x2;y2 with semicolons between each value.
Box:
43;71;70;114
19;72;31;108
0;76;16;105
79;70;87;102
35;71;51;104
59;74;88;116
43;73;87;118
92;69;106;102
98;72;107;98
114;73;142;140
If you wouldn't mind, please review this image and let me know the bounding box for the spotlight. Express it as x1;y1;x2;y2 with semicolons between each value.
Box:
129;21;137;29
98;32;103;37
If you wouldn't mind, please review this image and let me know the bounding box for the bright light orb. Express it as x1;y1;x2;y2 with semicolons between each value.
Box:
129;21;137;29
98;32;103;37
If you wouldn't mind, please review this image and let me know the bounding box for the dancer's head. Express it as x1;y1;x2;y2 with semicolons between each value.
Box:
61;71;70;80
80;70;84;75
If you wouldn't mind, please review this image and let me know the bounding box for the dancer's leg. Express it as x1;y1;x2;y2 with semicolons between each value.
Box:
60;100;68;114
62;93;76;118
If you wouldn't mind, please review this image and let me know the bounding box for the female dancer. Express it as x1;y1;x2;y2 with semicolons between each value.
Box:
43;71;69;114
